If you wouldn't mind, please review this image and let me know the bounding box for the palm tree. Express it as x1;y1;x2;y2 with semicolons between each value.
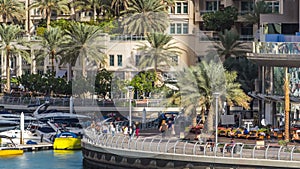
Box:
73;0;106;22
111;0;129;17
224;57;258;93
171;60;250;132
137;32;181;71
209;28;251;63
0;24;30;93
61;22;107;77
35;27;66;73
29;0;70;30
244;0;271;26
122;0;169;35
0;0;24;23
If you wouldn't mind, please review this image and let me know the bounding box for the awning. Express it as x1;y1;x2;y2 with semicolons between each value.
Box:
248;92;300;104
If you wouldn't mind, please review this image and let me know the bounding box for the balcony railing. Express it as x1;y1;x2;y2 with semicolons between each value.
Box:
253;42;300;54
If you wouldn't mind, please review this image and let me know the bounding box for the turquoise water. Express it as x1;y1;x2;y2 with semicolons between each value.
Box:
0;150;83;169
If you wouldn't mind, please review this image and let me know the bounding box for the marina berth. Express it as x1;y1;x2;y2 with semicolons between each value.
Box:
53;132;81;150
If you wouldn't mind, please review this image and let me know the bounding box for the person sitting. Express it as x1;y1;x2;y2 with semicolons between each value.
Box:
243;128;249;135
206;138;214;151
229;128;235;138
226;138;235;153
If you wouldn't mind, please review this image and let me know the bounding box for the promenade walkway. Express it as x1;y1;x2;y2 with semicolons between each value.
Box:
82;128;300;168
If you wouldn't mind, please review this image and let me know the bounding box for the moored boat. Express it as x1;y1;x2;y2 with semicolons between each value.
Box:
53;132;81;150
0;135;23;156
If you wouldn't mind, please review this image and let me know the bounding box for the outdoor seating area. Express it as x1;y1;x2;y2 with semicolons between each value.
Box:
217;127;290;141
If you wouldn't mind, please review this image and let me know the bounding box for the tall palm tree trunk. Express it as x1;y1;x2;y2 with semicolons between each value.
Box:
46;9;51;30
93;5;97;22
6;49;10;93
284;67;290;141
51;52;55;73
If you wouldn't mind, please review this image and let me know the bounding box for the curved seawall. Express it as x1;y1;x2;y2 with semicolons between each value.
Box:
81;132;300;169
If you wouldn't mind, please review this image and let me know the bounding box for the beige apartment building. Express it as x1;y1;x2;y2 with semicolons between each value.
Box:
4;0;298;127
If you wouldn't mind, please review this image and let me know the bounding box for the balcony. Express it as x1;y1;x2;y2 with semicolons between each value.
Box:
247;41;300;67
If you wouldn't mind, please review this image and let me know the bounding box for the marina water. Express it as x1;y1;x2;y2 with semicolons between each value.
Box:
0;150;83;169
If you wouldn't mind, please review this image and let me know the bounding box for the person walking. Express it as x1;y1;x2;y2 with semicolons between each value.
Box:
159;120;168;138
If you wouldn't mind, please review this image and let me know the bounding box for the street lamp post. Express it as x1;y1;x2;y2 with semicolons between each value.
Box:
213;92;220;154
128;86;134;128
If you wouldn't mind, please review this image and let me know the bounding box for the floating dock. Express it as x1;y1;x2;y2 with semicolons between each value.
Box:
19;143;53;152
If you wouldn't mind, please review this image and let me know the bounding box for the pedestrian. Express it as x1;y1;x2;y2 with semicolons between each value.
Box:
159;120;168;138
128;126;133;139
135;124;140;138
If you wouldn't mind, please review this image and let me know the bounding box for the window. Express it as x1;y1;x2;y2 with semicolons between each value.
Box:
267;1;280;13
117;55;122;66
170;23;189;34
241;1;254;14
109;54;114;66
183;23;188;34
240;24;253;41
170;24;175;34
175;2;188;14
206;1;219;11
135;55;141;66
176;23;182;34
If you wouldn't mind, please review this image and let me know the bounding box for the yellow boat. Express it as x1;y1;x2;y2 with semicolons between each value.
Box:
0;135;24;156
0;148;23;156
53;132;81;150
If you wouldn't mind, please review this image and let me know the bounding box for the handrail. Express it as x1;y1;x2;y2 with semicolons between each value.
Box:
173;140;179;154
82;131;300;163
157;138;162;152
183;141;188;154
278;145;283;160
165;139;171;153
149;138;155;152
141;137;147;150
115;135;122;148
193;141;199;155
121;136;127;149
135;137;140;150
253;145;258;158
265;144;270;159
291;146;296;161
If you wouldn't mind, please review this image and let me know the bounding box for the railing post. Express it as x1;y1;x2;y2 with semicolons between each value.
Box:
105;134;111;146
121;137;127;149
135;137;140;150
265;144;270;159
115;135;122;148
141;137;147;150
149;138;155;152
278;145;283;160
253;145;258;158
128;137;132;149
183;141;188;154
173;140;179;154
290;146;296;161
204;142;208;156
240;144;245;158
157;138;162;152
109;135;116;147
193;142;199;155
165;139;171;153
231;144;236;157
222;143;228;157
114;135;121;147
